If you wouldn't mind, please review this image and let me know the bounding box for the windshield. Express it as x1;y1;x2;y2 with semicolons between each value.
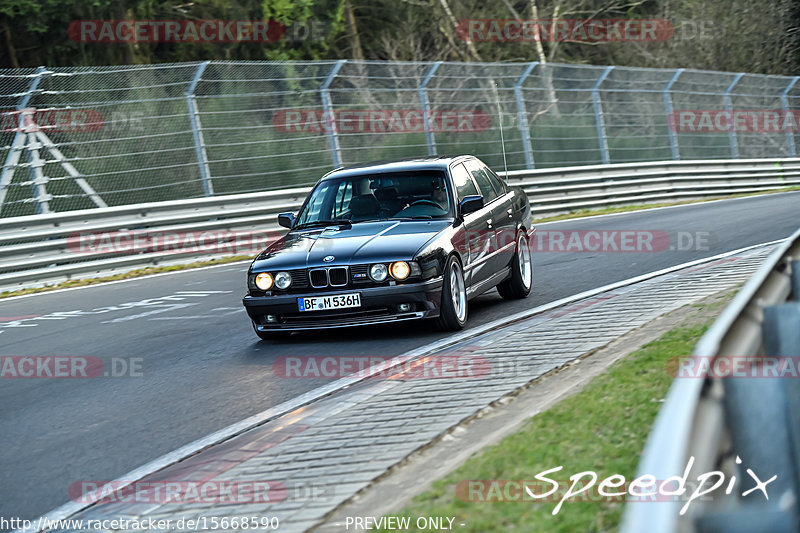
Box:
294;170;453;228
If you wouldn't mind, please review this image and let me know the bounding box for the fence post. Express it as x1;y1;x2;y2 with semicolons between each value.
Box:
418;61;442;156
321;60;347;167
27;129;51;214
515;62;538;169
664;68;684;160
724;73;744;158
0;66;47;214
592;66;614;165
781;76;799;157
186;60;214;197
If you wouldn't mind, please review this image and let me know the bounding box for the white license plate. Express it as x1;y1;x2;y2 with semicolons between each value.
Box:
298;293;361;312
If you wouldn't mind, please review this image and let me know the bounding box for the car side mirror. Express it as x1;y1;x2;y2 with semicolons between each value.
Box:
459;195;484;216
278;212;296;229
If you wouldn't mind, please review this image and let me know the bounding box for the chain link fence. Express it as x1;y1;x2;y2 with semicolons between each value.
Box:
1;60;798;218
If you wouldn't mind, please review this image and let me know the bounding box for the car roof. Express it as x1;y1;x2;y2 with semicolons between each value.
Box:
320;155;474;180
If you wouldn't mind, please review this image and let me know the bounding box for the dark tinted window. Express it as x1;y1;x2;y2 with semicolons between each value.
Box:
450;163;479;200
295;170;453;225
465;159;497;202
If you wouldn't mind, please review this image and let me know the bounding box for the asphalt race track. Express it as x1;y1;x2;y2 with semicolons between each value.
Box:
2;191;798;523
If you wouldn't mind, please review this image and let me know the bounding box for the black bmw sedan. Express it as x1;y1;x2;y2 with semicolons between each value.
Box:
242;155;534;339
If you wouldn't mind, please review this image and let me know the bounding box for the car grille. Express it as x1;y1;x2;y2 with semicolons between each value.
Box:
308;266;349;288
328;267;348;287
309;268;328;288
289;269;308;289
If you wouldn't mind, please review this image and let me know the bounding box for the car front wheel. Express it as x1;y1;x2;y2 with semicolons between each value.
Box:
437;255;468;331
497;232;533;300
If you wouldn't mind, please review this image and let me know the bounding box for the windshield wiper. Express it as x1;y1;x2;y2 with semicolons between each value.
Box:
294;219;352;230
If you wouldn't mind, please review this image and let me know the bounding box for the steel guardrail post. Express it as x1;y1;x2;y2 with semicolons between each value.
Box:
419;61;443;156
592;66;614;165
724;73;745;159
781;77;799;157
185;61;214;197
664;68;684;161
515;62;538;169
320;60;347;167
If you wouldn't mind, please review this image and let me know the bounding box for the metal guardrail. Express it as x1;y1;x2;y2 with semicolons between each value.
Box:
621;226;800;533
1;157;799;293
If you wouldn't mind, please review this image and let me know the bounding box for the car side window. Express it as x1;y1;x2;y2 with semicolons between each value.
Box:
465;160;497;203
450;163;479;201
484;165;506;195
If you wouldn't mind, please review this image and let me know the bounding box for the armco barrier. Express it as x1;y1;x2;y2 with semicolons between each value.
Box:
621;225;800;533
1;157;799;292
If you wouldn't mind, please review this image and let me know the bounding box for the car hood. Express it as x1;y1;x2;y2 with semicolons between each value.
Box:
251;220;451;271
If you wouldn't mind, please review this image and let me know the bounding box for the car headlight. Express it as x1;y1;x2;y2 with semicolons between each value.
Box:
254;272;274;291
274;271;292;290
369;263;388;282
390;261;411;280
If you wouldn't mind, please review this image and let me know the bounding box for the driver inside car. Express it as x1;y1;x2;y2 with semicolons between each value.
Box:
431;177;448;210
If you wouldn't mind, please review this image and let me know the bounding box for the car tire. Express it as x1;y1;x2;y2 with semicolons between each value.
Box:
436;255;468;331
497;231;533;300
252;320;290;341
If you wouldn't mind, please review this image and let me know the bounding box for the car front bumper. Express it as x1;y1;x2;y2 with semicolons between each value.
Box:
242;277;444;331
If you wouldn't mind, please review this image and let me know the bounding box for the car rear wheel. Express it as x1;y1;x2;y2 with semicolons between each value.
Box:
252;320;290;341
497;232;532;300
437;255;468;331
